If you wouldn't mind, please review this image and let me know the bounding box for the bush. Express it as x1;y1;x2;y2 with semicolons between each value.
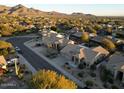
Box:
21;64;26;69
30;70;77;89
85;80;94;87
111;85;119;89
9;48;16;54
51;26;57;31
103;83;109;88
100;66;113;83
90;72;96;77
102;38;116;51
90;65;96;70
78;72;84;78
18;73;24;80
0;49;9;56
108;78;114;84
78;64;85;69
81;32;89;43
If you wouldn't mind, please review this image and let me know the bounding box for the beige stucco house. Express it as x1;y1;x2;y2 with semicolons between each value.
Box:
92;46;109;56
0;55;7;70
106;53;124;83
60;44;109;67
42;30;74;50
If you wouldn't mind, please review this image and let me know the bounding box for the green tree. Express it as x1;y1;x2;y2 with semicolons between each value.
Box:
30;70;77;89
0;40;12;56
0;40;12;49
85;80;94;87
81;32;89;43
0;24;14;36
94;24;103;31
102;38;116;51
106;27;112;34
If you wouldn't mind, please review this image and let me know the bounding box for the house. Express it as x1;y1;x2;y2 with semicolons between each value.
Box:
92;46;109;56
116;40;124;51
42;30;74;50
0;55;7;70
106;53;124;82
69;32;83;44
65;29;77;35
97;29;108;36
0;67;5;76
116;31;124;38
118;26;124;31
89;36;104;46
89;33;97;38
60;44;107;67
60;44;84;65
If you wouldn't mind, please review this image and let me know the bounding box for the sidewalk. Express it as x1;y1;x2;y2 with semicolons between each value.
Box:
18;54;37;74
24;40;85;88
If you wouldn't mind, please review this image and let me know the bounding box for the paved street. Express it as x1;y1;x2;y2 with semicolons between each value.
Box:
6;36;61;74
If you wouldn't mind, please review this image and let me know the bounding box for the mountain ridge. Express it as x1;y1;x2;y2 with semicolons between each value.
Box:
0;4;95;18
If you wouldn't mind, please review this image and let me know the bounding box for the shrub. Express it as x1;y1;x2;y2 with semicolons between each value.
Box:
85;80;94;87
90;72;96;77
30;70;77;89
81;32;89;43
9;48;16;54
78;64;85;69
111;85;119;89
102;38;116;51
99;66;113;83
78;72;84;78
90;64;96;70
103;83;109;88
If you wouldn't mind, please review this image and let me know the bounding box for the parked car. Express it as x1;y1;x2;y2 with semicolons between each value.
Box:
15;46;23;54
15;46;20;51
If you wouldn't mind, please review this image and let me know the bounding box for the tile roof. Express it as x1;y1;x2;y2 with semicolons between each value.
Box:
0;55;7;65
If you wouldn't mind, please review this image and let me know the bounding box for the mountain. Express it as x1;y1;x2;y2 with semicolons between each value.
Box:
71;12;85;16
0;5;10;14
7;4;48;16
0;4;95;18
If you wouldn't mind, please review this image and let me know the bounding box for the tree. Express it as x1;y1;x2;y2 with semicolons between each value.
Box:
0;31;12;36
0;40;12;56
85;80;94;87
106;27;112;34
51;26;57;31
81;32;89;43
30;70;77;89
102;38;116;51
99;65;113;83
94;24;103;31
0;40;12;49
91;29;97;34
0;24;14;36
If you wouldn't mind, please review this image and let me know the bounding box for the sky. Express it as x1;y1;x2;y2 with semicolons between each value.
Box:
3;4;124;16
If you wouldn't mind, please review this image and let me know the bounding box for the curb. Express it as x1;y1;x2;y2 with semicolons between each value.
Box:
18;54;37;74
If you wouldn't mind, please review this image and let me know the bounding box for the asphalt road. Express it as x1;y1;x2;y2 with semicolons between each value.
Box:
6;36;61;74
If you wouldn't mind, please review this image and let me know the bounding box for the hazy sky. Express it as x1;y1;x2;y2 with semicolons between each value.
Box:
4;4;124;16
